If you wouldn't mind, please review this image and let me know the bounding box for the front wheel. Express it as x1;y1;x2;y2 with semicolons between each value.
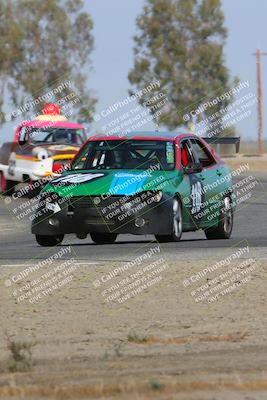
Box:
90;232;117;244
205;196;233;240
155;198;183;243
35;234;64;247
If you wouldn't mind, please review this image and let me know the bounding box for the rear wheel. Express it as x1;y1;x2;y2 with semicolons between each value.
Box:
155;198;183;243
0;172;16;195
90;232;117;244
205;196;233;240
35;234;64;247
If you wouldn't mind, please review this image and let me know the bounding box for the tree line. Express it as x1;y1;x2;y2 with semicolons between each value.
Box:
0;0;234;133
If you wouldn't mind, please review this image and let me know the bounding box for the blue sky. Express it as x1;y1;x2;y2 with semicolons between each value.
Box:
85;0;267;140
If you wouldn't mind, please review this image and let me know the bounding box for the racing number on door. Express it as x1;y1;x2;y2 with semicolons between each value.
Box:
189;175;205;222
191;181;202;214
180;139;205;223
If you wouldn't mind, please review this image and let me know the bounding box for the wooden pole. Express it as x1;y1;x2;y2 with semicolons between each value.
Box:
256;49;264;156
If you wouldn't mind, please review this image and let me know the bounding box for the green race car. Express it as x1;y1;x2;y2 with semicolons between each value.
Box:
31;132;239;246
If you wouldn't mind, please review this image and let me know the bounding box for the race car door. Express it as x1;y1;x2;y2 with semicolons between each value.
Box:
179;138;213;230
190;138;229;226
188;137;222;228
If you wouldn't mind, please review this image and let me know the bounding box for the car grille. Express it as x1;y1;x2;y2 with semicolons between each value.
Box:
68;195;126;208
67;193;155;227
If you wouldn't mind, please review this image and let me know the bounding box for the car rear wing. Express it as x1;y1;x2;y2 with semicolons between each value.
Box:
203;137;240;153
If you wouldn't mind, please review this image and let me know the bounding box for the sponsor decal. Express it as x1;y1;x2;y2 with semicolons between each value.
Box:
191;181;202;214
166;142;174;164
189;175;204;221
109;173;147;195
114;173;150;178
51;173;105;186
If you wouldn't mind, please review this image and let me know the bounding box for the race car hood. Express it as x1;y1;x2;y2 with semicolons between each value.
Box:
43;169;183;197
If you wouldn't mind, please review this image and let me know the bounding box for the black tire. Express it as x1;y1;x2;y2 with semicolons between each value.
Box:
90;232;117;244
26;179;43;198
155;198;183;243
0;172;16;195
205;196;233;240
35;234;64;247
27;185;41;199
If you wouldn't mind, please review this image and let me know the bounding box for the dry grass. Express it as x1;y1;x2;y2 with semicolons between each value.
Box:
127;332;149;344
127;332;248;346
1;377;267;399
6;336;35;372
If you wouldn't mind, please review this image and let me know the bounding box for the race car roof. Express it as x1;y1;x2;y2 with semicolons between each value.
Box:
89;131;192;141
19;120;85;130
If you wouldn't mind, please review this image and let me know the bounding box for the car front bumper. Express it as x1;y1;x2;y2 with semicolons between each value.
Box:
31;193;173;236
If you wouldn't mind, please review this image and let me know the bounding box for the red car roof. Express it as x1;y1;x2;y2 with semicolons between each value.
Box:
88;131;193;142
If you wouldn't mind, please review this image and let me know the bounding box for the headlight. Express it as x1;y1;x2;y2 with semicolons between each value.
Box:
32;147;52;160
153;191;163;203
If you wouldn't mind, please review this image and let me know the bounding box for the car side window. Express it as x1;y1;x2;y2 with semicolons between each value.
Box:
180;140;195;167
19;127;30;143
190;139;215;168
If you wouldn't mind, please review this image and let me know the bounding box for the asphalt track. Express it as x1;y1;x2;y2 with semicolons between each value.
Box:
0;172;267;265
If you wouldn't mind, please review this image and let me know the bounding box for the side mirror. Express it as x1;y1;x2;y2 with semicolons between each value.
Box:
18;139;27;146
183;163;203;174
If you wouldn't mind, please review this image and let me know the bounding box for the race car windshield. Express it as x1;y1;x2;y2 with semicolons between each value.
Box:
72;140;175;171
27;128;86;145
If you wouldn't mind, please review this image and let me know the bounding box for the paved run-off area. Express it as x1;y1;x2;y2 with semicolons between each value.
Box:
0;166;267;399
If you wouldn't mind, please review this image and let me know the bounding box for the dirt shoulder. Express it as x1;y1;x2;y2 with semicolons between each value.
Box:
0;255;266;399
224;154;267;172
